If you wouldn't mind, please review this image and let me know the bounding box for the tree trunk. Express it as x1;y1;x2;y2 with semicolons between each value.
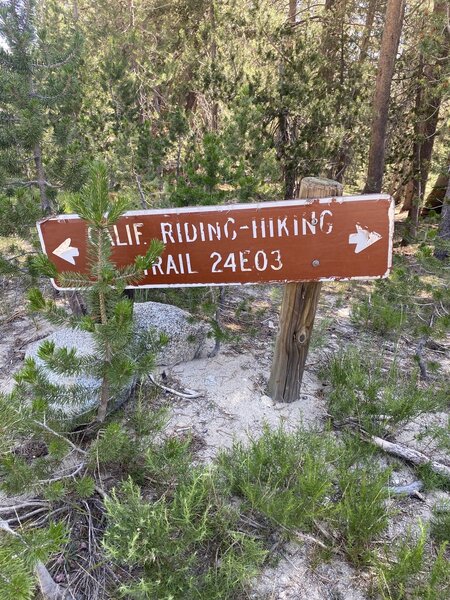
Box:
405;55;425;236
403;0;448;242
358;0;377;63
423;158;450;214
277;1;298;199
401;179;414;212
278;107;296;199
434;170;450;260
33;142;51;214
328;0;377;182
320;0;341;89
363;0;405;194
210;2;218;131
289;0;297;23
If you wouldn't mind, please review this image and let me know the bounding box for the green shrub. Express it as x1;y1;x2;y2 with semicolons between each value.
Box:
320;347;447;435
351;261;450;341
219;425;337;532
103;474;266;599
431;503;450;545
375;523;450;599
352;293;406;336
335;463;390;563
0;522;67;600
145;435;193;488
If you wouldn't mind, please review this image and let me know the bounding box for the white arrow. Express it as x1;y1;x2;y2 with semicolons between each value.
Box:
349;225;382;254
52;238;79;265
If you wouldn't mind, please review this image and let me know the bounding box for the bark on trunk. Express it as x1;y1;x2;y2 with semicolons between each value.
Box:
434;170;450;260
278;0;298;199
363;0;405;193
423;165;449;214
289;0;297;23
358;0;377;63
328;0;377;181
210;2;218;131
403;0;448;240
401;179;414;212
405;56;425;236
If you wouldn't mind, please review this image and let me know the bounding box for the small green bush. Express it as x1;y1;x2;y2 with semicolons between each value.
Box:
220;426;392;565
352;293;406;336
375;523;450;599
351;261;450;341
219;425;337;532
103;473;266;599
431;503;450;545
320;347;447;435
0;522;67;600
335;464;390;563
145;435;193;488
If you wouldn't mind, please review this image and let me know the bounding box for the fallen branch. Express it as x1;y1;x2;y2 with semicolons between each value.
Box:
369;434;450;480
387;480;424;499
34;420;87;455
148;374;203;399
5;506;49;525
36;561;69;600
0;500;49;514
295;531;328;549
38;461;86;485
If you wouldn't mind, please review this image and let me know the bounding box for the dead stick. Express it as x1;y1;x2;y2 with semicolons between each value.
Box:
369;434;450;480
148;374;203;399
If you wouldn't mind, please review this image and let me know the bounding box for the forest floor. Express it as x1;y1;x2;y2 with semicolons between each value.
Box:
0;241;449;599
166;281;450;599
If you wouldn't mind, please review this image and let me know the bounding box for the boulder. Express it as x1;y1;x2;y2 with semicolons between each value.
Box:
24;302;210;416
133;301;209;366
25;328;100;417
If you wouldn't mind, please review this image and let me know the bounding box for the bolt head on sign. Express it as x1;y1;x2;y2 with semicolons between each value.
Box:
37;194;394;290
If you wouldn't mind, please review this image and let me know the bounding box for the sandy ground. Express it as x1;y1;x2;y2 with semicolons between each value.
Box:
169;351;327;460
1;279;449;599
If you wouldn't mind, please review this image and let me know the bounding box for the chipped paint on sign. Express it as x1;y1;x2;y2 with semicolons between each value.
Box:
37;194;394;290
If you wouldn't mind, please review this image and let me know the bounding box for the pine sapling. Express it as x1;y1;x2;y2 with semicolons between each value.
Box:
28;161;165;422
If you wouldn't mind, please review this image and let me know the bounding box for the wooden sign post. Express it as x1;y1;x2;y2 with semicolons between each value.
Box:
268;177;342;403
37;188;393;401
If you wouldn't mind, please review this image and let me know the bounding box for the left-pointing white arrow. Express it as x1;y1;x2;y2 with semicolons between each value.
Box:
52;238;79;265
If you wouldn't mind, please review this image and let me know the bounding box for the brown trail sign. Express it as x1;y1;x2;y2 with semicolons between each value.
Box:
37;188;393;405
37;194;393;290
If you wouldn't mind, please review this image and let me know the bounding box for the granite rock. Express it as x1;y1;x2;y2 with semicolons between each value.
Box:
133;301;209;366
24;302;209;416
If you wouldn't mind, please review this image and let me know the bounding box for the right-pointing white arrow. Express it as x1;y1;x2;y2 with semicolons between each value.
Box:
349;225;382;254
52;238;79;265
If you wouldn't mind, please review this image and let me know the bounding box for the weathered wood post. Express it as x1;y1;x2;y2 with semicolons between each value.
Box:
268;177;343;403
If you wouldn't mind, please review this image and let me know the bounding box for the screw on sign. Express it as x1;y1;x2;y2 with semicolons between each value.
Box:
37;194;393;289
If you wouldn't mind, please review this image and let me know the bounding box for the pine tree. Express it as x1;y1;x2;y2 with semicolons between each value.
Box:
0;0;84;213
28;161;165;422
